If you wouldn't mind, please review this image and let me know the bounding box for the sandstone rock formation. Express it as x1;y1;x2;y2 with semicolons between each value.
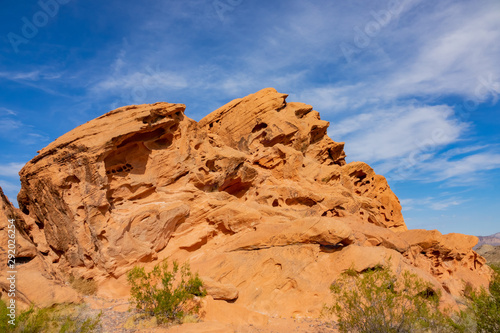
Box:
0;187;80;308
0;88;493;324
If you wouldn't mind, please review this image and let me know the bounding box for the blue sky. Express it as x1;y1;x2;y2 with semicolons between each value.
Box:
0;0;499;236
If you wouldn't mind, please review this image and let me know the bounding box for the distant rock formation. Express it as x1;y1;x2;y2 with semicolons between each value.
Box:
476;244;500;266
0;88;493;321
475;232;500;248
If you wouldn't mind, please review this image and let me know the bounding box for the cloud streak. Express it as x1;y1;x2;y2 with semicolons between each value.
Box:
328;104;466;164
0;163;24;177
400;196;466;212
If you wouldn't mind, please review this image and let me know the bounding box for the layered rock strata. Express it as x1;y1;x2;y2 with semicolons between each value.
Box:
0;88;491;318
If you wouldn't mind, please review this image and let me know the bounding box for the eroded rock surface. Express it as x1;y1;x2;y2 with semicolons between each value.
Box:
0;187;80;308
0;88;492;320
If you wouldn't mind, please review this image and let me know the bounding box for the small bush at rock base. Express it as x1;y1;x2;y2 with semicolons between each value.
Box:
127;260;206;324
462;264;500;333
324;264;453;333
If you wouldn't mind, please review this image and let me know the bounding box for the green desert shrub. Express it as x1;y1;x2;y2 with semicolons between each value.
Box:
127;260;206;324
57;311;102;333
0;299;16;332
0;300;101;333
324;264;453;333
464;264;500;333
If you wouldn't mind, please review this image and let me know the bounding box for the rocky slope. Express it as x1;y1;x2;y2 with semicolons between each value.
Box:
476;244;500;266
0;88;493;329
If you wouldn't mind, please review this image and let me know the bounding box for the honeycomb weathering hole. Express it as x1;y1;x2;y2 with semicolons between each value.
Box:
350;170;368;186
104;142;150;175
117;127;166;148
252;123;268;133
285;197;317;207
146;133;174;150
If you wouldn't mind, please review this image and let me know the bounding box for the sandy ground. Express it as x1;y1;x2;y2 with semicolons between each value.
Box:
82;296;339;333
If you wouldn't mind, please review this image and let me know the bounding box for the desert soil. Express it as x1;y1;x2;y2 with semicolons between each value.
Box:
82;296;338;333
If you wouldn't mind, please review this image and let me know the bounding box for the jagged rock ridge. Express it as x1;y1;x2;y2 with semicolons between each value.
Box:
0;88;493;321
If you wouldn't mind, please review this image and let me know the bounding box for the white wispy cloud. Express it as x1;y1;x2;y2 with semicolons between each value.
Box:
0;114;50;145
423;153;500;181
74;0;500;118
93;69;188;93
0;70;63;81
0;107;16;115
88;48;190;105
291;84;368;113
400;196;466;212
294;0;500;113
0;70;41;81
0;179;21;204
328;104;466;163
7;0;496;190
285;0;500;187
440;145;491;159
0;163;24;177
384;1;500;101
0;68;66;97
0;118;23;133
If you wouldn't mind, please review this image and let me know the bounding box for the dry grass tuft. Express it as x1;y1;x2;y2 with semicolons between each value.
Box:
69;275;98;295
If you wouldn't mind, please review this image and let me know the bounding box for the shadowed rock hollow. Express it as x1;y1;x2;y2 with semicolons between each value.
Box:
0;88;493;324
